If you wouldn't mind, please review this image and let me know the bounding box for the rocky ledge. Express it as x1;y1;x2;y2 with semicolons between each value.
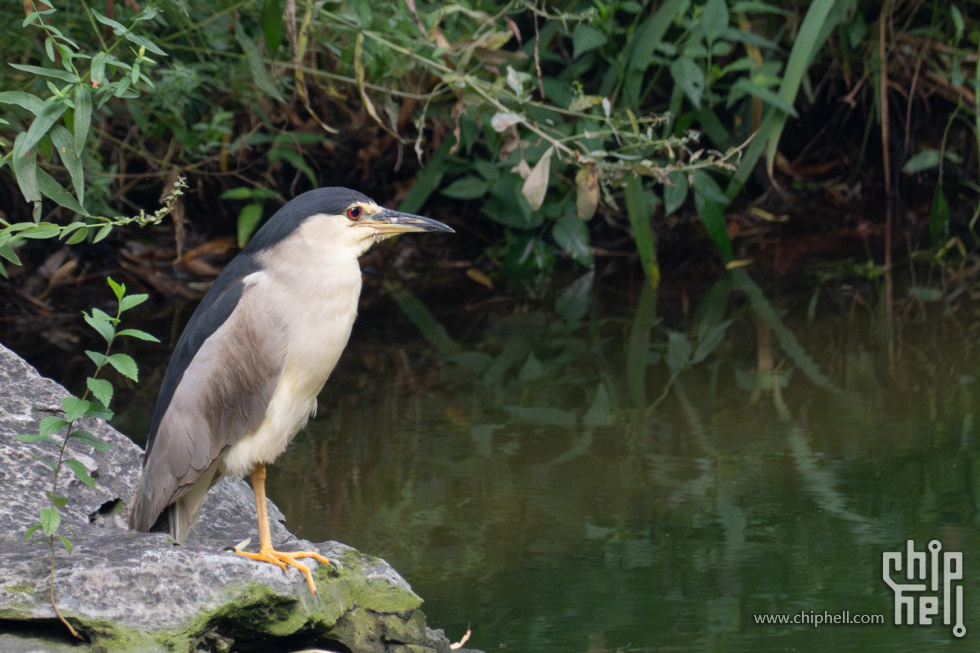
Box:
0;343;469;653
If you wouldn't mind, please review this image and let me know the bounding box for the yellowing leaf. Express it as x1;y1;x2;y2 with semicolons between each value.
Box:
575;163;599;220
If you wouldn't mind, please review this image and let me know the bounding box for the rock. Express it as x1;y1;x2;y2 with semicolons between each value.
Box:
0;343;469;652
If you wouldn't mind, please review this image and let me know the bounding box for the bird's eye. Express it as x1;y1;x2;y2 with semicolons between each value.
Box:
346;206;362;221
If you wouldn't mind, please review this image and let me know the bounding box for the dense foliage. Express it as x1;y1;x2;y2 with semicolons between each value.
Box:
1;0;978;284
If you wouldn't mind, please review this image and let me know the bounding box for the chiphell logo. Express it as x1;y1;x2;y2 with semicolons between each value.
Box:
883;539;965;638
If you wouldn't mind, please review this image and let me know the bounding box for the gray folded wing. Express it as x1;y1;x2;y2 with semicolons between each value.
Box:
128;271;283;540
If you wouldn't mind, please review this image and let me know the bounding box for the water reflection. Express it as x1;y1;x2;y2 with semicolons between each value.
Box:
265;278;978;652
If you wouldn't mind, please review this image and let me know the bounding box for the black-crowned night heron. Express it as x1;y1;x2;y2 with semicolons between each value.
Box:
129;187;452;593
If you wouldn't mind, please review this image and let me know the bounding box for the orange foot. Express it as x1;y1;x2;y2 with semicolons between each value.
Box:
236;547;331;594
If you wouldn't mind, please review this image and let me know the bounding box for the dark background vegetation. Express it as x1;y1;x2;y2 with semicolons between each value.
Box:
0;0;978;434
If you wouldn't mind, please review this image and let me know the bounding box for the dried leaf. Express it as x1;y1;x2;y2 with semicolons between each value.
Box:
499;127;520;159
521;147;552;211
491;111;523;132
510;159;531;180
466;268;493;289
450;625;472;650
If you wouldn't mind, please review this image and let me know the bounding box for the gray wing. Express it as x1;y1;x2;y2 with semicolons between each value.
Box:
128;272;283;537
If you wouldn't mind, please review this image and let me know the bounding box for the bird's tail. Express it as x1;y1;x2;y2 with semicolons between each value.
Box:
129;462;220;543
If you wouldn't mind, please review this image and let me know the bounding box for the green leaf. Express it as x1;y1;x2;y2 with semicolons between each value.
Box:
4;241;23;267
87;378;114;407
86;350;107;367
73;84;92;154
219;186;278;201
107;276;125;301
36;167;89;216
571;23;608;59
94;223;113;243
38;415;70;436
24;10;53;27
124;33;167;57
552;210;593;266
25;524;43;541
670;57;704;109
701;0;729;43
555;271;594;323
90;8;127;34
107;353;139;381
951;5;964;42
59;535;73;554
22;98;68;157
64;223;90;245
665;331;692;371
91;52;108;87
260;0;285;53
583;383;613;428
84;402;113;421
62;396;91;421
40;507;61;536
18;433;61;446
691;170;730;206
237;203;265;248
133;6;160;21
908;286;943;302
60;222;86;241
9;63;78;83
902;149;941;175
624;176;658;282
664;171;689;217
119;293;148;312
268;147;316;186
728;78;798;117
0;91;45;115
19;222;62;239
69;430;111;452
220;187;255;200
84;311;115;343
234;22;284;102
693;195;732;260
481;174;540;229
397;139;450;214
12;132;41;217
46;492;68;509
116;328;159;342
441;176;490;200
65;459;96;488
388;285;461;357
628;0;687;72
692;320;731;364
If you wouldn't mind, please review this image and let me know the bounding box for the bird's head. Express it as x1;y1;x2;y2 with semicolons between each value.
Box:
246;187;454;259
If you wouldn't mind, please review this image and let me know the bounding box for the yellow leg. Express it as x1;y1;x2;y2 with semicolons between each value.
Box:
235;463;330;594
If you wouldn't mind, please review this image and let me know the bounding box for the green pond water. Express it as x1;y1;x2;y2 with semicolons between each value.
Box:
250;275;980;653
100;270;980;652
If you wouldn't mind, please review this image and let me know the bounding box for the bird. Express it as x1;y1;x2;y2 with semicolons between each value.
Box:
128;187;453;594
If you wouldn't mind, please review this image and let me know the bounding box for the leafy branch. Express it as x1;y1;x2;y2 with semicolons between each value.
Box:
19;278;158;640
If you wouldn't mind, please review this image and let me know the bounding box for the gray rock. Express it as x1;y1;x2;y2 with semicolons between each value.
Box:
0;343;466;652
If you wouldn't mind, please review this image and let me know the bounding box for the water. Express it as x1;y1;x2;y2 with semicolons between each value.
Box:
262;279;980;653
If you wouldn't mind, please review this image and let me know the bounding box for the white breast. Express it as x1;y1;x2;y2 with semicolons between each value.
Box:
221;229;363;478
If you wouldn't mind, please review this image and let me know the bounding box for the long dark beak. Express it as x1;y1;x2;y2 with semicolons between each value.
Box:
361;208;454;234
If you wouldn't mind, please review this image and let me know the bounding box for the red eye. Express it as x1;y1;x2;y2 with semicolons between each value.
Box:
346;206;362;221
